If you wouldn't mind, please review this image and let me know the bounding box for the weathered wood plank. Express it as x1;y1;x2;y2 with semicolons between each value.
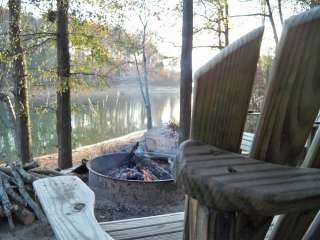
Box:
140;231;182;240
179;141;320;216
236;7;320;239
191;27;264;153
100;212;184;232
105;221;183;240
250;7;320;166
302;210;320;240
33;176;113;240
268;128;320;239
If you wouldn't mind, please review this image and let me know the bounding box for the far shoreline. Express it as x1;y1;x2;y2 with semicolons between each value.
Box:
29;85;180;103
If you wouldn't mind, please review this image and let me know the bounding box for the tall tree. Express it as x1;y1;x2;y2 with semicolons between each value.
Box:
179;0;193;143
140;18;152;130
8;0;32;165
277;0;284;25
122;0;157;130
56;0;72;169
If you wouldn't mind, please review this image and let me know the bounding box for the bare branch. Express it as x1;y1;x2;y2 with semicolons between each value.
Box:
229;13;269;18
193;45;223;49
23;37;55;53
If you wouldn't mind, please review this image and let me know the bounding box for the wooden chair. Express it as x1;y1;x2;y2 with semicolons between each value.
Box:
176;24;265;240
177;6;320;240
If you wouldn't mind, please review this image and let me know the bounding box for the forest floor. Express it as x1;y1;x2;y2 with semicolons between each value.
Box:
0;128;184;239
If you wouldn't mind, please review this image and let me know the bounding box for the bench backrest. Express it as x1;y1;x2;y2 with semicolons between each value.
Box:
243;7;320;240
250;7;320;166
191;27;264;153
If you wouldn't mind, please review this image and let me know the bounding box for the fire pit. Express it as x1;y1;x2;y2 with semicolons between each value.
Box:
87;152;183;207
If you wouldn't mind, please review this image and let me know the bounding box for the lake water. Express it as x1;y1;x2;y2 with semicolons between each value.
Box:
0;87;259;162
0;88;180;161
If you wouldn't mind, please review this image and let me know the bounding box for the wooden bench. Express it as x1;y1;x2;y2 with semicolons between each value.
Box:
33;176;184;240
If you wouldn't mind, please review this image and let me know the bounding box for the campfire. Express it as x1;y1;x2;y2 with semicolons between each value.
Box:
87;145;183;208
106;142;173;182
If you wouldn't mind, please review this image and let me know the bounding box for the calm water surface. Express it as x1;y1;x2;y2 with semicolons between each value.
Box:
0;88;180;161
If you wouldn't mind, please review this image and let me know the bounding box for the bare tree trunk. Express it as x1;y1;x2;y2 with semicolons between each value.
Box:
142;24;152;130
266;0;279;44
217;8;223;49
179;0;193;143
277;0;284;25
0;93;18;164
56;0;72;169
8;0;32;165
224;1;229;46
133;53;147;107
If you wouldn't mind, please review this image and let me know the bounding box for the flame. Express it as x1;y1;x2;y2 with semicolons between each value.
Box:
141;169;153;182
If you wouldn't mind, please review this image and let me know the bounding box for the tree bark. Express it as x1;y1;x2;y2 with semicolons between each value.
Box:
142;23;153;130
224;1;230;46
56;0;72;169
8;0;32;165
133;53;147;107
179;0;193;143
277;0;284;25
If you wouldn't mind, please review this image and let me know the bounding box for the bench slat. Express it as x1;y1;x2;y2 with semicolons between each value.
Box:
100;212;183;232
178;140;320;216
33;176;113;240
106;221;183;240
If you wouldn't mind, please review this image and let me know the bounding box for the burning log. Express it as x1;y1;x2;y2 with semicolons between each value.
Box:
134;156;172;180
126;168;144;181
118;142;173;181
126;142;139;168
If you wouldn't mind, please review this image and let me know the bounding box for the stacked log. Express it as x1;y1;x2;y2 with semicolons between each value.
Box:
0;161;63;228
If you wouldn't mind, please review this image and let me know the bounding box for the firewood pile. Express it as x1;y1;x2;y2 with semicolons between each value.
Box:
0;161;63;229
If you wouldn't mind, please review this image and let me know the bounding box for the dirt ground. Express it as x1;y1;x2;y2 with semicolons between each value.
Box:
35;130;147;168
0;128;183;240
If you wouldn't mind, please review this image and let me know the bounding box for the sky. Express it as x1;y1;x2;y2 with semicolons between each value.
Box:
1;0;303;71
120;0;302;71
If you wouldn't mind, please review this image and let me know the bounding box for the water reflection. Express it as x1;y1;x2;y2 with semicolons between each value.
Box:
0;90;180;161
